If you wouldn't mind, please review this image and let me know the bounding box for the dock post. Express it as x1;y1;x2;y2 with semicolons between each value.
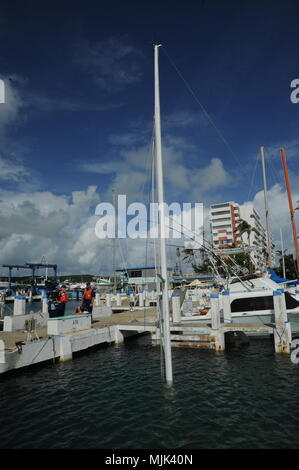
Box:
95;292;100;306
13;296;26;316
42;297;48;315
106;293;111;307
58;336;73;362
210;293;220;330
145;291;150;307
138;291;144;307
273;289;292;354
114;327;124;344
210;293;225;351
172;293;181;323
0;339;5;364
222;290;232;323
116;292;121;307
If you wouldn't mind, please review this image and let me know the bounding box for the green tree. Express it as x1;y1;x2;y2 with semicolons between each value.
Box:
234;219;254;246
226;252;255;273
275;253;298;279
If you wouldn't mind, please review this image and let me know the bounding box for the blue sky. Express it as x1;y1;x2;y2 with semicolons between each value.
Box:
0;0;298;274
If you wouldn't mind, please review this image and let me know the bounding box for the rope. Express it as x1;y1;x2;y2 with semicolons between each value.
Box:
161;46;245;175
246;151;260;201
29;337;51;365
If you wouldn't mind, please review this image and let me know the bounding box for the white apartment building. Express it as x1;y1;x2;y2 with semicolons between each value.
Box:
209;201;274;269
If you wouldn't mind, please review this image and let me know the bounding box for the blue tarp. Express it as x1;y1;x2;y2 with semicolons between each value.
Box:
268;268;299;285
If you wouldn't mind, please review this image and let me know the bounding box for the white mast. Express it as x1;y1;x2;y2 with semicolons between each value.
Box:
154;44;173;387
260;146;272;267
112;188;116;290
280;227;286;279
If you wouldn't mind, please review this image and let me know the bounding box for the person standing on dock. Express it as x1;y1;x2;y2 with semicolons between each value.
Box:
47;292;58;318
81;282;95;313
56;285;69;316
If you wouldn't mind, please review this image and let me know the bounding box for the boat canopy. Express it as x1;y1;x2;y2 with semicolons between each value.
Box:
268;268;299;285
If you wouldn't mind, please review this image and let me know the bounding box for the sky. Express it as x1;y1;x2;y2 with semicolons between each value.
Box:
0;0;299;276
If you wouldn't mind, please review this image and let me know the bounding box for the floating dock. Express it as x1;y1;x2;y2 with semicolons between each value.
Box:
0;309;157;374
0;286;295;374
0;303;294;375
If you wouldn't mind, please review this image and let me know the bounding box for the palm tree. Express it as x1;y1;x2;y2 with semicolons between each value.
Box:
276;249;287;257
234;219;253;246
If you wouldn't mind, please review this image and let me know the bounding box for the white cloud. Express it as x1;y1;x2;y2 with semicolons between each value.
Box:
0;155;30;181
74;36;143;92
0;76;23;136
246;183;299;256
81;135;232;204
0;187;104;274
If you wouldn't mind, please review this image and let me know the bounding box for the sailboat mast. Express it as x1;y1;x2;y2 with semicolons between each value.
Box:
260;146;272;267
154;44;173;387
112;188;116;290
280;148;299;273
280;227;286;279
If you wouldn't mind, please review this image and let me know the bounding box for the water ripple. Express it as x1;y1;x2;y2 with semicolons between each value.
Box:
1;336;299;448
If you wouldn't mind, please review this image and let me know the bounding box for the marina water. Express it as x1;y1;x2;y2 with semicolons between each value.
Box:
1;324;299;449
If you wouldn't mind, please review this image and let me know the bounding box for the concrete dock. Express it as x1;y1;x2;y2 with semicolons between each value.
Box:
0;301;293;375
0;288;296;374
0;308;158;374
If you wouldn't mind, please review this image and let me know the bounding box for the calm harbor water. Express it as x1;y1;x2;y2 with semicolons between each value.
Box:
1;332;299;449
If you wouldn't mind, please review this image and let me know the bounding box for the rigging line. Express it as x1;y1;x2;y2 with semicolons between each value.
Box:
135;214;231;281
246;151;260;202
29;337;51;365
265;147;282;189
139;121;156;205
265;147;287;191
159;214;253;286
161;45;244;174
263;147;289;232
117;238;130;286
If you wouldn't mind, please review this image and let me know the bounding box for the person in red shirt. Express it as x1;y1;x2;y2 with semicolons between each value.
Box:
81;282;95;313
56;285;69;316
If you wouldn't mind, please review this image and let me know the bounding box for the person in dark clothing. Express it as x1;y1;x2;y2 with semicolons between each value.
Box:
47;291;60;318
81;282;95;313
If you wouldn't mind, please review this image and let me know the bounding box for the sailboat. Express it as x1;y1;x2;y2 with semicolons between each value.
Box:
180;146;299;324
182;274;299;325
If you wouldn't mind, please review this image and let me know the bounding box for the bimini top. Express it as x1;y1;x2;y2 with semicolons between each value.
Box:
268;267;299;285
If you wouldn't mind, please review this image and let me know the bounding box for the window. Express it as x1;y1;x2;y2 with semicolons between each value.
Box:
128;270;142;278
211;204;230;209
231;293;299;312
231;296;274;312
212;217;231;223
212;225;231;230
211;210;231;216
285;292;299;309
